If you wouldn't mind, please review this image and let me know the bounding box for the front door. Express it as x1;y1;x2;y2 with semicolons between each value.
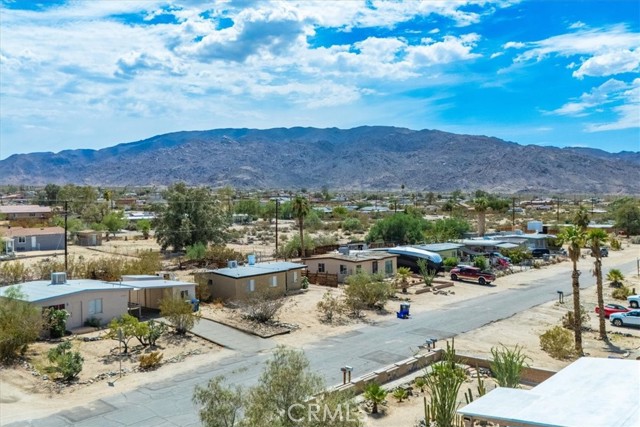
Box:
31;236;37;250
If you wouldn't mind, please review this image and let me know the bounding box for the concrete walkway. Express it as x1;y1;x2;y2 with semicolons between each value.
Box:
190;318;276;353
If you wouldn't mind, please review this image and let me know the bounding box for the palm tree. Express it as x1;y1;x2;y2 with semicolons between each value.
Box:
291;195;310;258
587;229;609;341
473;198;489;237
606;268;624;287
573;206;590;232
558;225;586;355
395;266;412;293
363;382;387;414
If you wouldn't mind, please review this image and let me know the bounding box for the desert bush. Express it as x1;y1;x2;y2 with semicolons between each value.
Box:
0;286;44;363
561;306;590;331
139;351;163;370
630;236;640;244
443;257;459;269
0;262;33;286
612;286;632;300
160;291;200;334
84;317;101;328
343;272;394;315
490;345;530;388
473;256;489;270
342;217;364;232
239;289;285;323
47;308;69;339
392;387;409;402
146;320;167;347
609;237;622;250
106;314;147;352
195;280;212;303
316;290;345;324
47;341;83;381
540;326;575;360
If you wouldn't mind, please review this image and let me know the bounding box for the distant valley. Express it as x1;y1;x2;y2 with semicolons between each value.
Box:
1;126;639;194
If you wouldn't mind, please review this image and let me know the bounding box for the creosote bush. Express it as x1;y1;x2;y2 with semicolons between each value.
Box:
540;326;575;360
316;290;345;324
239;289;285;323
612;286;632;300
139;351;163;370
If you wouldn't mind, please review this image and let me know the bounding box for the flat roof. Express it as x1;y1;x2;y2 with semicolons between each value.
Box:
204;261;307;279
1;226;65;237
0;205;52;214
414;243;464;252
460;239;506;247
0;280;129;303
115;279;195;289
458;357;640;427
303;251;396;262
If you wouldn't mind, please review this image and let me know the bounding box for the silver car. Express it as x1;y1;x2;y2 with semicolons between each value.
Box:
610;310;640;327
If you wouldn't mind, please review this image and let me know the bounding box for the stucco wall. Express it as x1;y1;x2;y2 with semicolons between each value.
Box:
37;289;129;329
304;257;396;283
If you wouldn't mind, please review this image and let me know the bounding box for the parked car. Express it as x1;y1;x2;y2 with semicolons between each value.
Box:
531;248;550;258
591;247;609;257
490;252;511;263
450;266;496;285
595;303;629;318
627;295;640;309
610;309;640;327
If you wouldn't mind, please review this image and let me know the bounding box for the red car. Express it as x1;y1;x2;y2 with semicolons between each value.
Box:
595;303;629;318
450;266;496;285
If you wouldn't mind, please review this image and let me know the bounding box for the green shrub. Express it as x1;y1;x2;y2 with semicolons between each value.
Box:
490;345;530;388
392;387;408;402
146;320;167;347
607;268;625;287
473;257;489;270
609;237;622;250
139;351;163;370
612;286;632;300
47;341;83;381
561;306;590;330
316;291;345;324
47;309;69;338
443;257;459;269
540;326;575;360
84;317;101;328
343;273;394;315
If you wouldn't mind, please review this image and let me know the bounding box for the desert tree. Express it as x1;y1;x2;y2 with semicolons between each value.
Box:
558;226;586;355
193;376;245;427
587;229;609;340
0;286;44;363
473;197;489;237
155;183;229;252
292;195;310;257
159;290;200;334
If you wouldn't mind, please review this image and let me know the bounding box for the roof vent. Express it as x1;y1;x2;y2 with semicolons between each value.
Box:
51;272;67;285
227;260;238;269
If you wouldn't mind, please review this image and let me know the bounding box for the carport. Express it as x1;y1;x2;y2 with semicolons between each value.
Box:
114;275;196;311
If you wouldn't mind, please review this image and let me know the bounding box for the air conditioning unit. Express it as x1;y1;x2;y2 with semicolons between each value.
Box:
51;272;67;285
227;260;238;269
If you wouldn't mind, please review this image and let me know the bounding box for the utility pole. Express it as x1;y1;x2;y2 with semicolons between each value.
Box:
275;200;279;261
556;197;560;222
511;197;516;230
64;200;68;273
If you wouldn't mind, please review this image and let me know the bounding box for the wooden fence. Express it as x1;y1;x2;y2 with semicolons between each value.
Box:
302;271;339;288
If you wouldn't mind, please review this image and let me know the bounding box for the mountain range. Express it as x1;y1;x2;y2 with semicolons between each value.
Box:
1;126;639;194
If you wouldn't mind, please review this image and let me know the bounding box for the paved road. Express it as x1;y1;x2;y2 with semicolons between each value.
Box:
8;258;639;427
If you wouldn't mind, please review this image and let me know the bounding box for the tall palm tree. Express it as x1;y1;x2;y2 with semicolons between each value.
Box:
587;229;609;341
291;195;310;258
573;206;590;232
558;226;586;355
473;197;489;237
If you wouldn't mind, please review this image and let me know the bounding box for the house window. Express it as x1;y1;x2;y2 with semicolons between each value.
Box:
385;260;394;275
372;261;378;274
29;213;36;217
180;290;189;299
318;263;325;273
88;298;103;315
356;265;362;273
339;265;348;275
247;279;255;293
17;236;26;244
270;276;278;287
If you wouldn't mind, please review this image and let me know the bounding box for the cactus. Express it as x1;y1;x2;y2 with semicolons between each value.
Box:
464;387;474;404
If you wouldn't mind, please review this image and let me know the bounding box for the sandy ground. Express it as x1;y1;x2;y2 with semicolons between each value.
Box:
2;229;639;426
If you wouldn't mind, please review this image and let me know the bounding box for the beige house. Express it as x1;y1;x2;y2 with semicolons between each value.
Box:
194;261;307;301
0;273;129;329
0;205;53;220
302;251;397;283
118;275;196;310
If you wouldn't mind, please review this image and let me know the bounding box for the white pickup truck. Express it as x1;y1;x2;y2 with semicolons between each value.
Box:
628;295;640;309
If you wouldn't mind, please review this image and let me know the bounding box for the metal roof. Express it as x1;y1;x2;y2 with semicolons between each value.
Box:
303;251;395;262
114;279;195;289
458;357;640;427
206;261;306;279
414;243;464;252
0;205;52;214
1;227;65;237
0;280;129;303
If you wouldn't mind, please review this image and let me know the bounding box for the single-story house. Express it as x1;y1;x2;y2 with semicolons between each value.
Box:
193;261;307;301
458;357;640;427
76;230;103;247
117;275;196;310
302;251;397;283
414;243;464;260
1;226;65;251
0;205;53;220
0;273;130;329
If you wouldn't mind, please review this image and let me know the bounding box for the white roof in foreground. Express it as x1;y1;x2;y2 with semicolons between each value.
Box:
0;280;128;303
458;357;640;427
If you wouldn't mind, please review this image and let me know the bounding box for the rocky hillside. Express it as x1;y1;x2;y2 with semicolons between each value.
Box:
1;126;638;194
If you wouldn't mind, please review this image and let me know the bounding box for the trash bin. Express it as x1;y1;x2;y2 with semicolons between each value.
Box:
190;298;200;312
397;303;411;319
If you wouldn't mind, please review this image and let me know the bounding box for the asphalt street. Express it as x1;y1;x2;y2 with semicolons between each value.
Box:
8;258;638;427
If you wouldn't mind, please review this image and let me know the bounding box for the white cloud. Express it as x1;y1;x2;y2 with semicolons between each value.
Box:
568;21;586;29
408;34;481;65
573;48;640;78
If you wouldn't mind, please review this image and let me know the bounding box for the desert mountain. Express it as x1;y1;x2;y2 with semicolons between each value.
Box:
1;126;638;194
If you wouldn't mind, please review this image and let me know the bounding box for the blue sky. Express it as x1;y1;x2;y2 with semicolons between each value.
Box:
0;0;638;159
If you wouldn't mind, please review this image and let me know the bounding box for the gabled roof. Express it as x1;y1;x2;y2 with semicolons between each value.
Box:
204;261;306;279
1;226;65;237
